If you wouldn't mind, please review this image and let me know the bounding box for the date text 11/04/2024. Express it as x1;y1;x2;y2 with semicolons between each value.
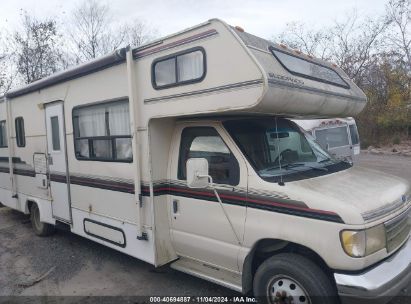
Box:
149;297;257;303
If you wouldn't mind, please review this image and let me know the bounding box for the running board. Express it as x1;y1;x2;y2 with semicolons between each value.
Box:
170;258;243;293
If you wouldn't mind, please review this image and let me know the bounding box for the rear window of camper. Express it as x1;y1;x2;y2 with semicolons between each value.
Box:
269;47;349;88
152;47;206;89
72;99;132;162
315;126;349;149
0;120;7;148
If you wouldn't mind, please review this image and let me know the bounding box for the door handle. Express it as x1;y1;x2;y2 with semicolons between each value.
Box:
173;200;179;214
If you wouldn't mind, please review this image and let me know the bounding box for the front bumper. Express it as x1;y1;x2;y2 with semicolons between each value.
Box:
334;237;411;304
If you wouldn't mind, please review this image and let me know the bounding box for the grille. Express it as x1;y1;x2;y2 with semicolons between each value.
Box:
385;207;411;253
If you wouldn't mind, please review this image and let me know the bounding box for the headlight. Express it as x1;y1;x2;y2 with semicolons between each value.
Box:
340;224;386;257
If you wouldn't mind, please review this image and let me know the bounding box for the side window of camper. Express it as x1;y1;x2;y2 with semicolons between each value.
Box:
269;46;349;88
178;127;239;185
72;99;132;162
349;124;359;145
0;120;7;148
15;117;25;147
152;47;206;89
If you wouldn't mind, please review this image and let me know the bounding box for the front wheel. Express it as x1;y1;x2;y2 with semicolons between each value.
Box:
253;253;338;304
30;203;55;236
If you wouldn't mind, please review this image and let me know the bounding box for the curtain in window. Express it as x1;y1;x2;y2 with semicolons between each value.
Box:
177;51;203;82
155;58;176;86
77;106;106;137
77;139;89;158
108;102;130;136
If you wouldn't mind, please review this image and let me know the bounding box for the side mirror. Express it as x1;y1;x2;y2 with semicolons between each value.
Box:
186;158;210;188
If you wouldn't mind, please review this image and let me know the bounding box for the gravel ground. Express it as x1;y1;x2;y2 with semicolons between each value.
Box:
0;153;410;303
357;153;411;181
0;209;234;303
365;140;411;157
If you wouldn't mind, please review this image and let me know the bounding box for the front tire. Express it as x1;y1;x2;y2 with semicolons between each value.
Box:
253;253;337;304
30;203;55;236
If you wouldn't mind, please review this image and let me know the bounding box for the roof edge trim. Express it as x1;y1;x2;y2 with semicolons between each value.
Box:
6;48;128;99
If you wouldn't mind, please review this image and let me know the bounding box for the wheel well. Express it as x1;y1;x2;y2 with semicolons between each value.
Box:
242;239;335;294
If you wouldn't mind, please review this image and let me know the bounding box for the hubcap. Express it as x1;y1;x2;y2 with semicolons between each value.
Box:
267;275;310;304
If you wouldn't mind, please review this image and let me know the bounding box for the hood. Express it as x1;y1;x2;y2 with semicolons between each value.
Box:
289;166;410;224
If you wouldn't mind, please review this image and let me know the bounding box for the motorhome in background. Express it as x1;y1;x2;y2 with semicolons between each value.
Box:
0;19;410;303
293;118;360;162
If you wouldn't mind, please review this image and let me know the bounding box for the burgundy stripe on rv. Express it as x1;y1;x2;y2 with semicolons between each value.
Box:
142;183;344;223
0;166;344;224
133;29;218;59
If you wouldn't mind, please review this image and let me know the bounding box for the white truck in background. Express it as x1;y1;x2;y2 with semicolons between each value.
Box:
294;118;360;162
0;19;410;304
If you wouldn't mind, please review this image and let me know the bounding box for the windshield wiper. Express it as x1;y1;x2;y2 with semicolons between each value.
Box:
265;163;328;172
289;163;328;172
319;158;332;163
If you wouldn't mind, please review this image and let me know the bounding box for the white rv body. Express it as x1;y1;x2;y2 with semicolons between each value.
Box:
0;19;410;302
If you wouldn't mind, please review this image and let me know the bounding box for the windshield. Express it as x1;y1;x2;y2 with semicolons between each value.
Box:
224;118;350;181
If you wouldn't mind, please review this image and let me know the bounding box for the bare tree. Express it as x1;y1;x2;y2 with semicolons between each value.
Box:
0;53;18;94
123;19;159;48
275;11;388;84
0;30;13;93
386;0;411;71
386;0;411;110
68;0;158;63
68;0;124;61
277;22;333;60
12;13;64;84
0;31;5;91
331;12;388;83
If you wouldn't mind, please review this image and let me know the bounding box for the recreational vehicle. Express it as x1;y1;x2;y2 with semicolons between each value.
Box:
0;19;410;303
293;118;360;162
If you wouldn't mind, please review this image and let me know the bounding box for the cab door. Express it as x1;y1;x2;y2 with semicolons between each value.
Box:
168;124;247;272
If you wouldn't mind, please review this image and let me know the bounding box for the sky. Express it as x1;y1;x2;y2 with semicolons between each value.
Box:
0;0;388;40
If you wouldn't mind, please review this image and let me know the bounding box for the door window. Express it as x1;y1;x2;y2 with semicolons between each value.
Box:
178;127;239;185
15;117;25;147
0;120;7;148
50;116;61;151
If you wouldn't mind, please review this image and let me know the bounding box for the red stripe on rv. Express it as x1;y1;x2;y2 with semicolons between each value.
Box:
157;187;338;217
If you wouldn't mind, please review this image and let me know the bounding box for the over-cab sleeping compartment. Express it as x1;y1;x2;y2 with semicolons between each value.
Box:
233;28;367;118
